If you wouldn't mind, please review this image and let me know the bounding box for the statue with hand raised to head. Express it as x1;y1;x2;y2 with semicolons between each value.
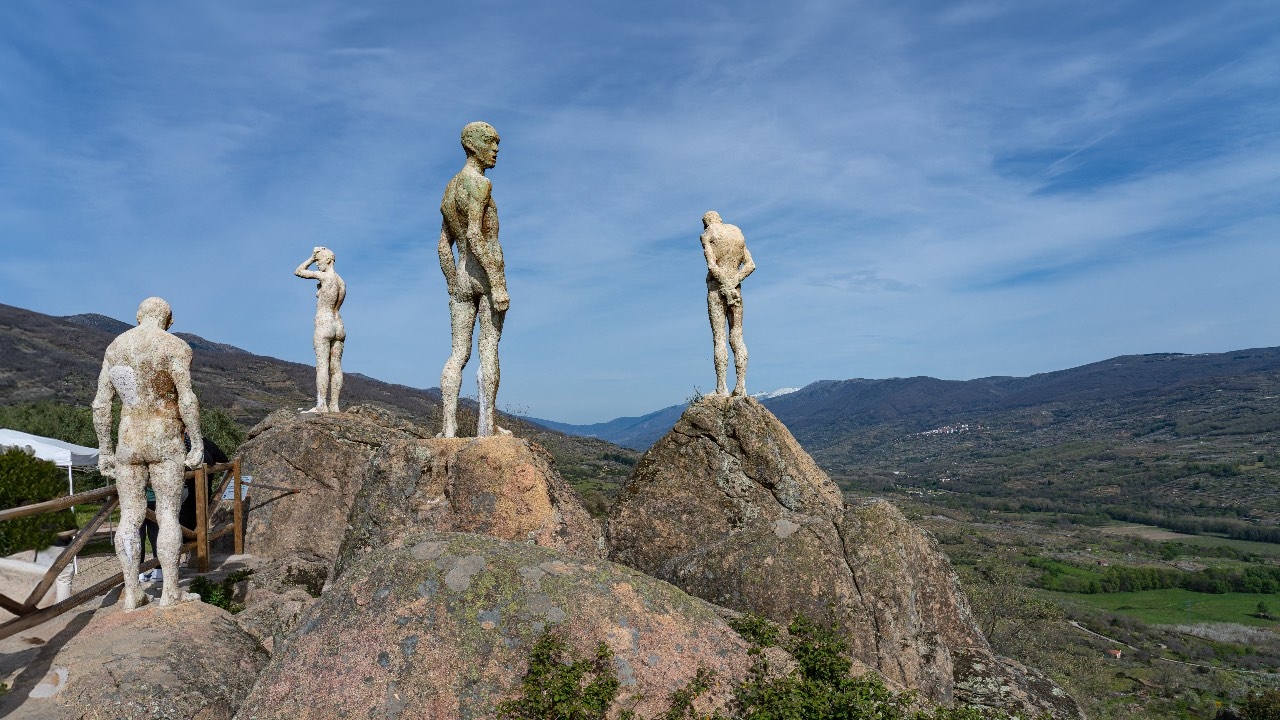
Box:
437;121;511;437
92;297;204;611
294;246;346;413
701;211;755;397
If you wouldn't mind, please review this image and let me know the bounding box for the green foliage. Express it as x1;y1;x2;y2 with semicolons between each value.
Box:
200;406;245;457
188;568;252;614
498;632;620;720
730;615;1024;720
1028;554;1280;595
500;619;1032;720
0;448;78;555
728;613;780;650
1243;689;1280;720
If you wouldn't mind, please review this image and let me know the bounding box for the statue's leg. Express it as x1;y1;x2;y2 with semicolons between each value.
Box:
440;297;477;438
707;290;729;396
309;332;330;412
329;339;344;412
476;294;507;437
729;296;748;397
153;459;198;607
113;465;149;611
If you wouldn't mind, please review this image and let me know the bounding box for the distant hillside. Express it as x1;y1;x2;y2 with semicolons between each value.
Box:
0;303;638;506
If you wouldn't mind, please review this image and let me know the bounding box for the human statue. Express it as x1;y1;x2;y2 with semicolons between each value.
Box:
294;246;346;413
92;297;203;611
701;211;755;397
437;121;510;437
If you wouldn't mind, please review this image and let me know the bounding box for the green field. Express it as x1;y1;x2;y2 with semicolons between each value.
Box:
1097;523;1280;557
1046;588;1280;627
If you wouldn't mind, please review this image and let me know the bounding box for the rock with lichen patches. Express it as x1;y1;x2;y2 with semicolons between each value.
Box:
5;601;267;720
338;437;605;575
236;531;760;720
607;394;1083;718
238;406;430;564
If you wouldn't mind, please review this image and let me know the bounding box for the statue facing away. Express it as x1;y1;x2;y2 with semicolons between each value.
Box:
92;297;204;611
437;121;510;437
294;246;346;413
701;211;755;396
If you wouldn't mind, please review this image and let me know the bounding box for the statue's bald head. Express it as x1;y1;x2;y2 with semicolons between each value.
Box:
315;247;336;266
136;297;173;330
461;122;499;161
703;211;722;228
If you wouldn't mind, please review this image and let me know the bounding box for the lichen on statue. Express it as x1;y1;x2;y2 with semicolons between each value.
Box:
92;296;204;611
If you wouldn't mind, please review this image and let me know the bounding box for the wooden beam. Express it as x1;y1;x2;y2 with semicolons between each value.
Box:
232;459;244;555
21;498;118;611
0;485;116;523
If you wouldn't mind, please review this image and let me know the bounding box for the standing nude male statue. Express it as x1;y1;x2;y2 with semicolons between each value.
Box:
92;297;203;611
294;246;346;413
701;211;755;396
437;121;510;437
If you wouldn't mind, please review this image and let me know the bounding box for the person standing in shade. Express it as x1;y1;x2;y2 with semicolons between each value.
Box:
294;246;346;413
701;211;755;397
437;121;510;437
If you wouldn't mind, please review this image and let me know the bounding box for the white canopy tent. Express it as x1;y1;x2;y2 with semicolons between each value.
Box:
0;428;100;496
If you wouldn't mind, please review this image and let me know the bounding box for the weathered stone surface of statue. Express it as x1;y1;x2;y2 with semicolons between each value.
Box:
607;395;1084;719
701;211;754;396
92;297;204;611
438;121;510;438
294;246;346;413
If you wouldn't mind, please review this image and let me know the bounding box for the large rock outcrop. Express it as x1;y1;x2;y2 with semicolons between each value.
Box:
338;437;604;574
237;406;430;564
6;601;267;720
607;395;1082;719
237;531;759;720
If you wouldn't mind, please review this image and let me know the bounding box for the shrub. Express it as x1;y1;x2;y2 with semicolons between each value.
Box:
498;632;620;720
188;568;253;613
0;447;78;556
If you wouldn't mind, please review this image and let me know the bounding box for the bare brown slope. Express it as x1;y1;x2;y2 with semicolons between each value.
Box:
0;303;637;495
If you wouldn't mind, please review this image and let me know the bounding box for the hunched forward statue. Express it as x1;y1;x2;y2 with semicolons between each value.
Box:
437;121;510;438
701;211;755;397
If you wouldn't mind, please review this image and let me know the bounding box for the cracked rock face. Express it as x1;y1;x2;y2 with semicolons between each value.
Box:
337;437;604;576
237;532;759;720
237;406;430;564
607;395;1082;718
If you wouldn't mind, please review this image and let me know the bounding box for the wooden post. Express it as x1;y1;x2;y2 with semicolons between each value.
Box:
232;458;244;555
195;464;209;573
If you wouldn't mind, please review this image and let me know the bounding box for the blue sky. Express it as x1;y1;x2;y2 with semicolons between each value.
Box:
1;1;1277;423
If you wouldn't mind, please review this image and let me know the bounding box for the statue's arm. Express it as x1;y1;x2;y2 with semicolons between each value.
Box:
737;245;756;285
466;179;508;310
437;224;458;295
171;345;204;469
91;357;116;473
295;255;321;280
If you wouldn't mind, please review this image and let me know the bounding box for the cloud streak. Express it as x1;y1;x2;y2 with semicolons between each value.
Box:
0;0;1277;423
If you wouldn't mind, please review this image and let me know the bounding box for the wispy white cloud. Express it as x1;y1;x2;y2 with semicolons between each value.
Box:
0;0;1276;422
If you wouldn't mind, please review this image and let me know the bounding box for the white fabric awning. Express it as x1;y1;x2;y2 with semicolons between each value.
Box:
0;429;99;469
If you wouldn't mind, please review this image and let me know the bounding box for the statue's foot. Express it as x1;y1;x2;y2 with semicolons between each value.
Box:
731;386;747;397
122;589;151;613
300;404;329;414
158;590;202;608
496;425;513;437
